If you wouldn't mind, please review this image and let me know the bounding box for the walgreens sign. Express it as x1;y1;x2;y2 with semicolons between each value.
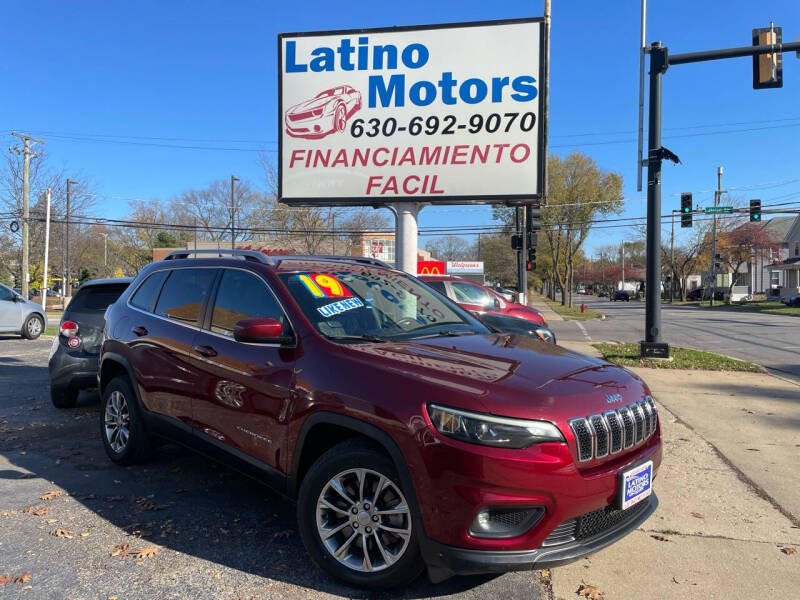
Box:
278;18;545;205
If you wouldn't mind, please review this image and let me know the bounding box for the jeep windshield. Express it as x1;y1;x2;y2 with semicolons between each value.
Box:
279;268;488;342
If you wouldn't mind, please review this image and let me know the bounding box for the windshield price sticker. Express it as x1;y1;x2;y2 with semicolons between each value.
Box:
279;19;545;204
317;297;365;318
298;273;354;298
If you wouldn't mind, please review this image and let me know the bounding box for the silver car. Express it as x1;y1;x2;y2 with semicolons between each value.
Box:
0;283;47;339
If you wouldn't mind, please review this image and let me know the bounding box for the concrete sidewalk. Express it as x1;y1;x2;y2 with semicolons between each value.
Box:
550;342;800;599
527;294;564;322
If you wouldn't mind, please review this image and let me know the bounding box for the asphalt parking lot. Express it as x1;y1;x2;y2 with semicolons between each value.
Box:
0;335;548;599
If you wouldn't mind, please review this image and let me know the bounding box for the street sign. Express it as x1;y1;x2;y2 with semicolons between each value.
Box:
704;206;733;214
278;19;546;205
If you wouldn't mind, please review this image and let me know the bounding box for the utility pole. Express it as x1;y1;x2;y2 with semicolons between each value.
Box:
10;132;44;299
230;175;239;250
65;178;77;302
621;241;625;290
710;166;722;307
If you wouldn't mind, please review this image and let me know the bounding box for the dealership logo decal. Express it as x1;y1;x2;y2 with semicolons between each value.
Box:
605;393;624;404
285;86;362;139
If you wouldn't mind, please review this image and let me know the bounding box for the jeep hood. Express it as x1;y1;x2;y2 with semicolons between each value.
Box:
348;333;648;420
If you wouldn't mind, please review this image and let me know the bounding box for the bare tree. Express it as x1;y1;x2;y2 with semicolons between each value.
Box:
0;148;96;289
424;235;474;261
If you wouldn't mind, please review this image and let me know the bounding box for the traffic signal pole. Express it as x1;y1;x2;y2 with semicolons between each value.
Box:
640;35;800;358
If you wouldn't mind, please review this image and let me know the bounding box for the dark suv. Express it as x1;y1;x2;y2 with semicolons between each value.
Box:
99;250;661;589
49;278;132;407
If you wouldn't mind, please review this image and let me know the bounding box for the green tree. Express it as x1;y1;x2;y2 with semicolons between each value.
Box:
542;153;623;306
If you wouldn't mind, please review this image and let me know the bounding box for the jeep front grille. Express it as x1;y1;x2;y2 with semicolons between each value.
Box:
568;397;658;462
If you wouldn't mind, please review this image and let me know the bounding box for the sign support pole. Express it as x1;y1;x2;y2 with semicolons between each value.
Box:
395;203;421;275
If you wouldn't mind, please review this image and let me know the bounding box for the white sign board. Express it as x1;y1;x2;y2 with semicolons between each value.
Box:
447;261;484;274
278;18;545;205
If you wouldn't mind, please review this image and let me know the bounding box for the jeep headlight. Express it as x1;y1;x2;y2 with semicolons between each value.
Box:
427;404;564;449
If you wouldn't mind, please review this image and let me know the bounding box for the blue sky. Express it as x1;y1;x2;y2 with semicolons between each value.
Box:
2;0;799;254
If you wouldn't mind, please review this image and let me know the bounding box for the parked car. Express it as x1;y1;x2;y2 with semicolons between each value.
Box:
48;278;132;408
475;312;556;344
418;275;547;327
285;85;362;139
489;285;517;303
611;290;631;302
781;292;800;306
0;282;47;339
686;287;704;301
99;250;661;588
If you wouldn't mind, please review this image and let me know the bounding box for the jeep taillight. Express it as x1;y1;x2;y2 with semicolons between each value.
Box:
60;320;79;337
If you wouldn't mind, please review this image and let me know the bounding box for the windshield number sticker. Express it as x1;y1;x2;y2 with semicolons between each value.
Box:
317;297;365;318
299;273;353;298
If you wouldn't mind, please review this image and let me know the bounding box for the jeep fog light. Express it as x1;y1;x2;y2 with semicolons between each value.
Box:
469;507;545;539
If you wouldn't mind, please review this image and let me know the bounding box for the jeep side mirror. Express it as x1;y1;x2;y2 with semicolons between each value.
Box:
233;317;294;345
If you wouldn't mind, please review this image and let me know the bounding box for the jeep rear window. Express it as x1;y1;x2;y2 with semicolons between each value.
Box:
279;268;487;342
66;283;129;314
155;268;217;325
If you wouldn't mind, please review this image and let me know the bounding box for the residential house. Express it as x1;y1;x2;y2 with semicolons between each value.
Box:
712;215;800;299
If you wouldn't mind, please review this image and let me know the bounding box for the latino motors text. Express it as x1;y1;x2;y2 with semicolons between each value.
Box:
284;37;538;107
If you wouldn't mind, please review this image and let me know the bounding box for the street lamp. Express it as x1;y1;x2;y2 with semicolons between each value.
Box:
65;178;78;301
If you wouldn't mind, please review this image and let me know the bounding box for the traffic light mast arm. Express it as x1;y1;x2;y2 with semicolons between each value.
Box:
668;40;800;65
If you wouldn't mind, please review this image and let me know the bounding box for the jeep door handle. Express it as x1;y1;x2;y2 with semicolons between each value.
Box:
193;344;218;358
132;326;148;336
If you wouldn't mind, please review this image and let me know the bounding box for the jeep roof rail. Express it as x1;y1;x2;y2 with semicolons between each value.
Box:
162;249;275;264
276;254;393;269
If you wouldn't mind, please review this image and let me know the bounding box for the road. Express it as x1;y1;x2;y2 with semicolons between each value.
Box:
549;296;800;383
0;335;547;599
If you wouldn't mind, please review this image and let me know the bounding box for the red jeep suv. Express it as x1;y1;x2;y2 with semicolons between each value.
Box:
99;250;661;589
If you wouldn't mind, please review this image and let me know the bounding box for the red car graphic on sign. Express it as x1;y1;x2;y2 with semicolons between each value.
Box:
285;86;362;139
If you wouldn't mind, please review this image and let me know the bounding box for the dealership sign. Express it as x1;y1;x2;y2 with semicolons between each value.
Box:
278;18;545;205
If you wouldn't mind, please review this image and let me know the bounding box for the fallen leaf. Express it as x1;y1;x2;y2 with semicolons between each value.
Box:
23;506;48;516
110;542;132;557
51;528;73;538
12;573;31;584
273;529;294;539
41;490;63;501
651;534;670;542
690;512;704;519
47;519;57;524
137;546;158;559
80;532;90;538
540;569;551;578
0;574;10;585
781;547;797;555
577;584;605;600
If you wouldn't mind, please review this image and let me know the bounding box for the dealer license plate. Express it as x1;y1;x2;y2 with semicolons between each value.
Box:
618;460;653;510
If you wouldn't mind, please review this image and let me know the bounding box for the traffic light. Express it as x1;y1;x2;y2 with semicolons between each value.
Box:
527;231;538;248
526;246;536;271
681;193;692;228
752;25;783;89
750;199;762;222
511;234;522;250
